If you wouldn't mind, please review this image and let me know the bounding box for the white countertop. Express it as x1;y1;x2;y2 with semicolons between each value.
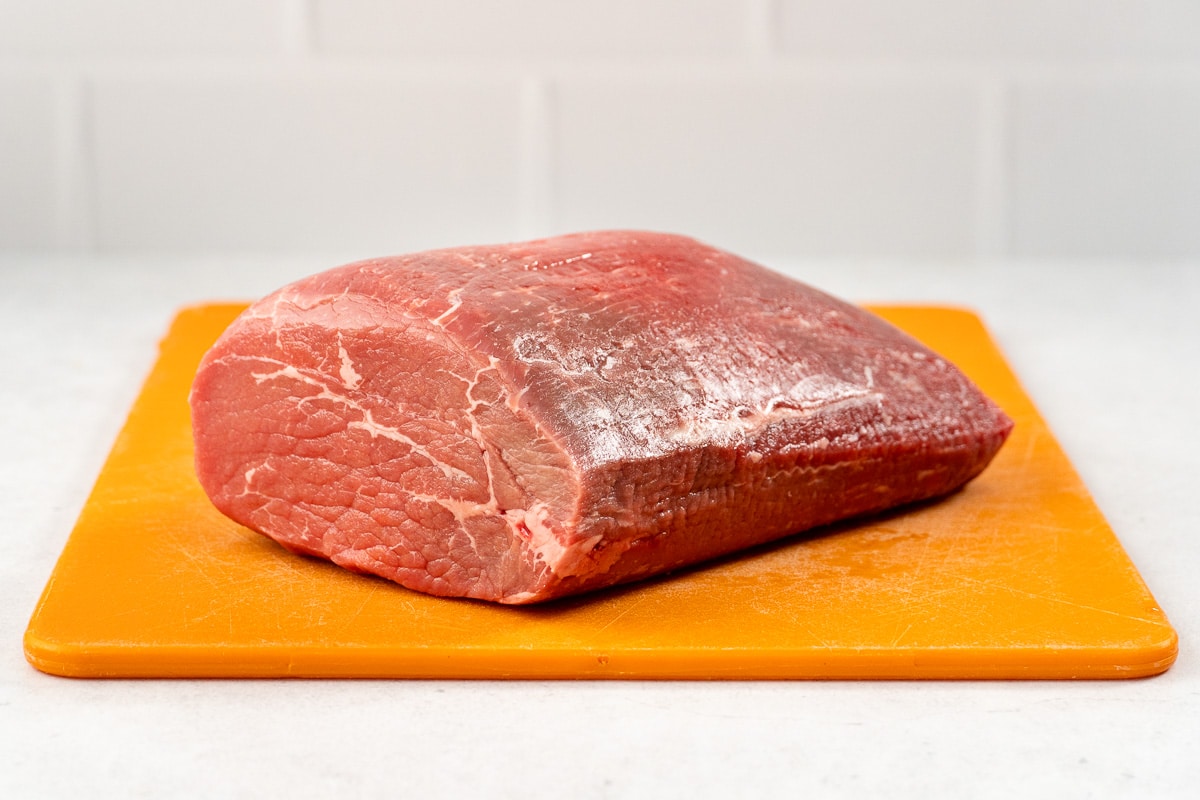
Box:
2;255;1196;797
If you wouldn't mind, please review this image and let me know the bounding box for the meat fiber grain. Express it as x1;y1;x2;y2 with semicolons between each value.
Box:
191;231;1012;604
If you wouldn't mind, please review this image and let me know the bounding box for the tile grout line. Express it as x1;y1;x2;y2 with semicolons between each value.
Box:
12;54;1200;85
281;0;314;59
974;78;1011;260
52;71;95;252
746;0;779;63
518;77;555;239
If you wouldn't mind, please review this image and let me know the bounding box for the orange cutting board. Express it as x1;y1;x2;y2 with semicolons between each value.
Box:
24;304;1177;679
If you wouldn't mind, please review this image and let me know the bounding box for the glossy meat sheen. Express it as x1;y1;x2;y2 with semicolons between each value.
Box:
191;231;1013;603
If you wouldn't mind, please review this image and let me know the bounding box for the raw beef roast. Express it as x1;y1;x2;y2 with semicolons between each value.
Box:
191;231;1012;604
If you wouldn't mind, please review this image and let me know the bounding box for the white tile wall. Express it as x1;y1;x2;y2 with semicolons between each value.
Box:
0;76;59;249
92;75;525;254
313;0;750;59
1012;81;1200;259
778;0;1200;61
2;0;1200;260
554;77;978;258
0;1;285;57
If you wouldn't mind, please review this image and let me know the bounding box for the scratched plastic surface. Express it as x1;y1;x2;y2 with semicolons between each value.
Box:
24;304;1177;679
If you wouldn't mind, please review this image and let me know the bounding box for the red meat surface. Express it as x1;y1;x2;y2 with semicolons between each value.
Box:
191;231;1012;604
